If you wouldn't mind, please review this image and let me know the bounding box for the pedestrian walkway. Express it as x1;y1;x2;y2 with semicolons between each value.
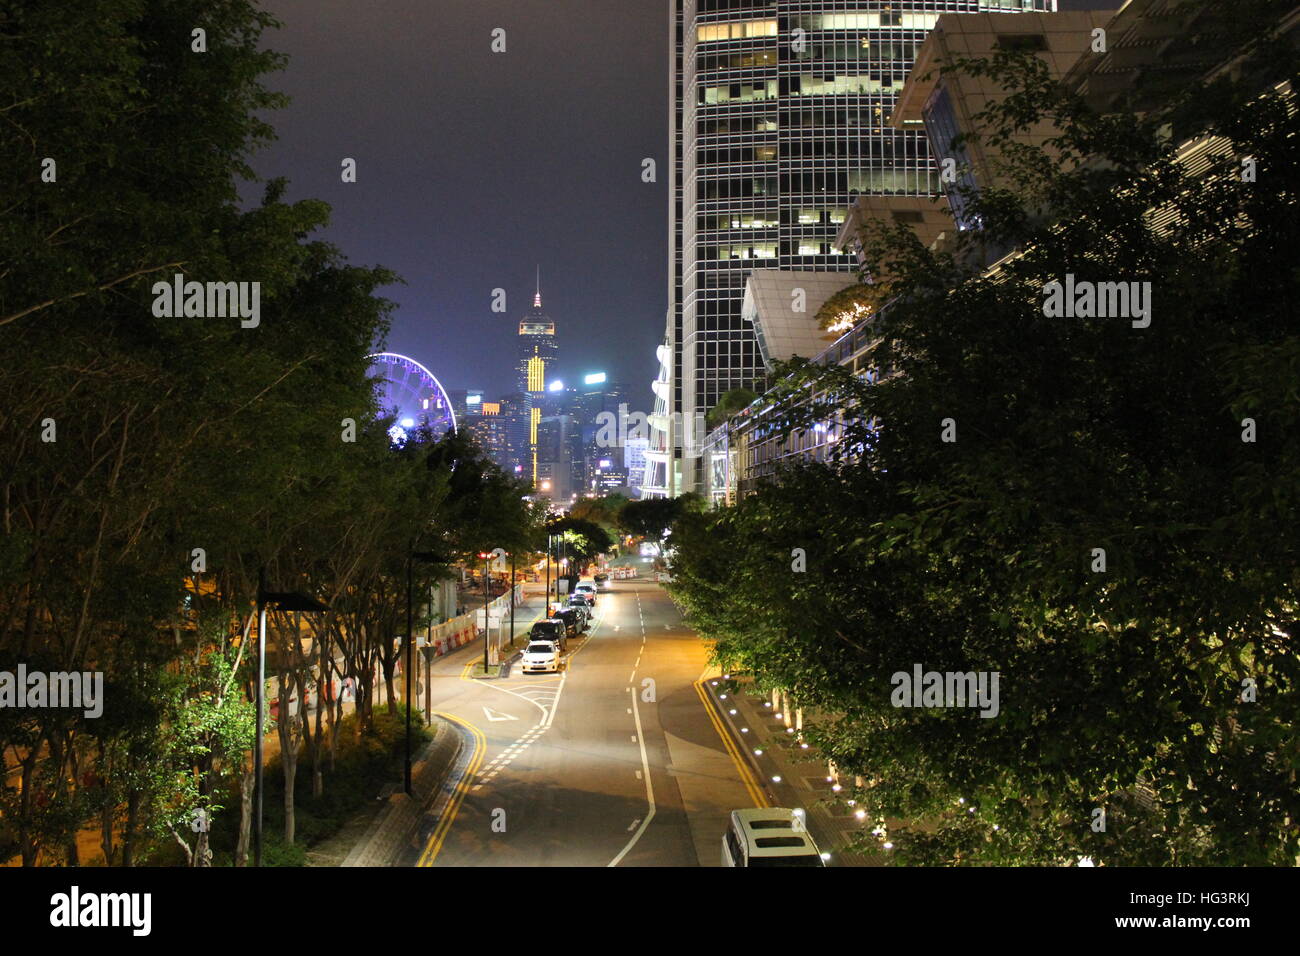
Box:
700;676;879;866
341;719;463;867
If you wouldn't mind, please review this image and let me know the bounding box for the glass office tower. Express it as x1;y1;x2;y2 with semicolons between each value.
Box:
650;0;1054;495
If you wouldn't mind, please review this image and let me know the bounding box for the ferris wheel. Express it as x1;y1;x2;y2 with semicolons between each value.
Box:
367;352;456;443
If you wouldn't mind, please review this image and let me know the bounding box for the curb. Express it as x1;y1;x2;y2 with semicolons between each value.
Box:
340;717;463;867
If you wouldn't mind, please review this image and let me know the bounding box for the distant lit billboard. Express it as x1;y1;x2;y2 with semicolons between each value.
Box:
584;372;607;385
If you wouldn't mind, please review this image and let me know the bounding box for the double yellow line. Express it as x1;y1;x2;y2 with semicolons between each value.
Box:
694;677;769;808
416;711;486;866
420;598;593;865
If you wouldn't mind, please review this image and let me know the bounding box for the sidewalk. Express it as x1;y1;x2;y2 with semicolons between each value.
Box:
339;716;463;867
335;587;549;865
700;676;881;866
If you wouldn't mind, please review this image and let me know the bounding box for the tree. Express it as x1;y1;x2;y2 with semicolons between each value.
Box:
668;22;1300;865
706;388;760;432
545;518;614;570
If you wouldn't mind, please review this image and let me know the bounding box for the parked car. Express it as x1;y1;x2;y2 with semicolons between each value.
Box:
530;619;567;651
521;641;561;674
721;808;825;867
573;582;597;605
554;607;583;638
564;597;590;627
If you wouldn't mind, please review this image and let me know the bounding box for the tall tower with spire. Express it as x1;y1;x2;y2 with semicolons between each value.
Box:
515;268;558;488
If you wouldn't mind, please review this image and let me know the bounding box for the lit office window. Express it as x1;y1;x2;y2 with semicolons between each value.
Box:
697;19;777;43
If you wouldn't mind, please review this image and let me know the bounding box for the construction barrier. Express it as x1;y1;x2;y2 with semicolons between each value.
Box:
426;585;523;658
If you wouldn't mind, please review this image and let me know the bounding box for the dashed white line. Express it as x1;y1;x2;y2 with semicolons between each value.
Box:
609;689;656;866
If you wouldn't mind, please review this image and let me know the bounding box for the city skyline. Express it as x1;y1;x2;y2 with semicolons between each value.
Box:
6;0;1294;899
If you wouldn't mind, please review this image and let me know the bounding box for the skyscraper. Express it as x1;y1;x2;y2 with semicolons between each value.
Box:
648;0;1055;495
516;271;559;487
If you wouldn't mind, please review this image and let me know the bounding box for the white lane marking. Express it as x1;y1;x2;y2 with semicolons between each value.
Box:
483;706;518;722
609;685;656;867
626;708;632;714
627;819;641;831
635;770;642;780
544;670;567;727
628;671;636;682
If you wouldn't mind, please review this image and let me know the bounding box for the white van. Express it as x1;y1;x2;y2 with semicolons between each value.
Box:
721;808;825;867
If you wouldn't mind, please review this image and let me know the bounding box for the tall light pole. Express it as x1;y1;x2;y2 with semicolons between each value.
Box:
426;580;435;726
255;569;327;868
405;550;442;795
509;550;516;648
478;551;491;670
404;554;413;795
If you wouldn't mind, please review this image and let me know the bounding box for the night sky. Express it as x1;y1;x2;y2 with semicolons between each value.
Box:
249;0;1113;407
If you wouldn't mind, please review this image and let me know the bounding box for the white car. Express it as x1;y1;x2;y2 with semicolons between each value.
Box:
521;641;562;674
721;808;825;867
574;582;597;604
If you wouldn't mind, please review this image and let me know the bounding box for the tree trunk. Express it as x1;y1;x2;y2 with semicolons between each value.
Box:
235;760;253;867
311;629;327;797
19;750;36;866
381;648;397;717
122;788;140;867
97;739;115;866
278;671;298;844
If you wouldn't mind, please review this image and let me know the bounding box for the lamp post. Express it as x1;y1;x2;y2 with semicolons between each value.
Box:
255;568;328;868
477;551;492;670
426;580;435;726
509;550;516;648
405;550;443;795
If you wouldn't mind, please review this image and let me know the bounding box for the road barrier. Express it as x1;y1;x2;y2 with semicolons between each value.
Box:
428;585;523;657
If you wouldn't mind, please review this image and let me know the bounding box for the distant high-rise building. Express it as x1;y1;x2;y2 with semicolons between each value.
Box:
516;271;559;488
571;374;630;494
647;0;1055;495
448;388;484;429
465;399;512;471
624;436;649;493
536;414;583;501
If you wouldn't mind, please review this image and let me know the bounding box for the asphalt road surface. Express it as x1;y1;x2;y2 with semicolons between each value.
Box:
404;579;763;867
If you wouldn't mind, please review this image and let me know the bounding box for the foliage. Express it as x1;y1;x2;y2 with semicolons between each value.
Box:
668;23;1300;865
706;388;760;432
0;1;534;864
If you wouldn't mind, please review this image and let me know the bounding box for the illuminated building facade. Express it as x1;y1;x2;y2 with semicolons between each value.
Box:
649;0;1055;495
515;276;559;487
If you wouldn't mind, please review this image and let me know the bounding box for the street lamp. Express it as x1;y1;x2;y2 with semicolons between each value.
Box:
477;551;492;671
405;550;443;795
256;568;328;868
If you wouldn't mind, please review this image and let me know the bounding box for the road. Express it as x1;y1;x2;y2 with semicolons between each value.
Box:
401;579;765;867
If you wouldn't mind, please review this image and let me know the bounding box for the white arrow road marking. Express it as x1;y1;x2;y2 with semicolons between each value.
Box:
482;706;518;722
